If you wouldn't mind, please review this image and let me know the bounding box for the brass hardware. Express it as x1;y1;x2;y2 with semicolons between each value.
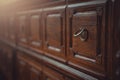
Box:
73;27;88;41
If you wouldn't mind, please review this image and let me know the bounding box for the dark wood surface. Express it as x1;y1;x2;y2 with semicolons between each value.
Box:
66;1;106;77
0;0;119;80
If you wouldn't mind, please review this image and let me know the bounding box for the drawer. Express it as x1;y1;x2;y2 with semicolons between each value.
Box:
28;9;43;50
43;66;64;80
17;51;43;80
8;16;16;43
17;59;29;80
3;18;9;40
67;0;107;76
43;5;66;61
17;13;29;46
30;67;42;80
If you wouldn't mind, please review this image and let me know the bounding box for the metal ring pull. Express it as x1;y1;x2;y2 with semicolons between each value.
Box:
73;27;88;41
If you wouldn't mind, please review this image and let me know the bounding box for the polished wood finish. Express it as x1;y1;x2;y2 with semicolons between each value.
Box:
43;5;66;61
67;0;106;77
0;0;119;80
17;14;29;46
29;12;43;49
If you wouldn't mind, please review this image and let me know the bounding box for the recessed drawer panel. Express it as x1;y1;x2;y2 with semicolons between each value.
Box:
72;11;97;59
67;0;107;76
18;15;28;44
8;17;16;42
30;15;40;42
43;66;64;80
43;6;66;61
29;11;43;50
46;14;62;48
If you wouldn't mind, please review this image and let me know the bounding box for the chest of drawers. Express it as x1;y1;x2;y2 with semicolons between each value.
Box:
0;0;120;80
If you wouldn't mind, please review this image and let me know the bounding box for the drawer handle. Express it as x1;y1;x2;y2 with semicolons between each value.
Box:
73;27;88;41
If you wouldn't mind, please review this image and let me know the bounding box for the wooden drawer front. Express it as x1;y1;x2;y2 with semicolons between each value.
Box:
43;6;66;60
67;1;106;75
72;11;98;59
18;15;28;43
0;20;5;39
17;51;43;80
5;47;13;60
43;66;64;80
3;18;9;40
30;67;42;80
8;17;15;42
0;23;2;38
29;10;42;48
17;60;29;80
